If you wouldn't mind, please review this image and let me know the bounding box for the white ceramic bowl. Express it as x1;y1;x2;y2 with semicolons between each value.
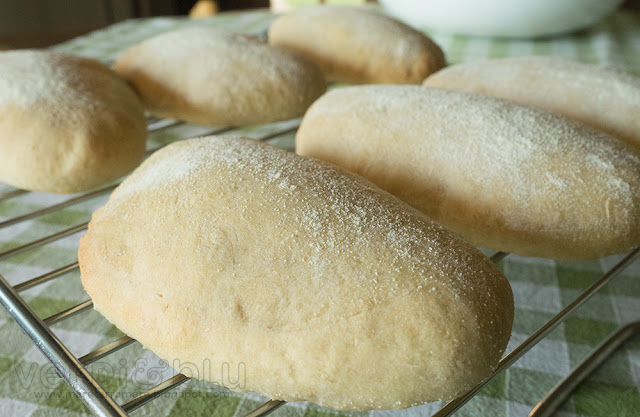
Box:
379;0;624;38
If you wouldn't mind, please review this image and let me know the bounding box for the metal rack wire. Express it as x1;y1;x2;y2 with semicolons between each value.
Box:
0;118;638;417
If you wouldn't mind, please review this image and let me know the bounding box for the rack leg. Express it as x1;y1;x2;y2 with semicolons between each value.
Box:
529;320;640;417
0;273;127;417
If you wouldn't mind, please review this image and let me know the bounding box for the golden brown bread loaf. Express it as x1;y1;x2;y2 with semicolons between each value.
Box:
268;5;445;84
79;135;514;410
114;27;326;126
424;56;640;150
0;50;147;194
296;85;640;260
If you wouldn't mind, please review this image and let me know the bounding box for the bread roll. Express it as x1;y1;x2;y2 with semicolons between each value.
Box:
424;56;640;150
189;0;218;18
0;50;147;194
79;135;513;410
268;5;445;84
114;27;326;126
296;85;640;260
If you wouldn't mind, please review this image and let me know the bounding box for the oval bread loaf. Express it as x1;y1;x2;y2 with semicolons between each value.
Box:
114;27;326;126
424;56;640;150
79;135;514;410
296;85;640;260
0;50;147;194
268;5;445;84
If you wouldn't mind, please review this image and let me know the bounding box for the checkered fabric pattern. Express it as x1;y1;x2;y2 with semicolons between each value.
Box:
1;7;640;417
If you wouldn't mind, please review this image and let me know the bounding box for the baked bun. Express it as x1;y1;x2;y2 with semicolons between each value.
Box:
79;135;514;410
424;56;640;150
268;5;445;84
296;85;640;260
114;27;326;126
0;50;147;194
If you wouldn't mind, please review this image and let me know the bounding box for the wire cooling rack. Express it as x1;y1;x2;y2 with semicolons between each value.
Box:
0;117;639;417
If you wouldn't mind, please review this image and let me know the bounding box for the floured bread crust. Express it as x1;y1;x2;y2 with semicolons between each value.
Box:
114;27;326;126
296;85;640;260
269;5;445;84
79;135;513;410
0;50;147;194
424;56;640;150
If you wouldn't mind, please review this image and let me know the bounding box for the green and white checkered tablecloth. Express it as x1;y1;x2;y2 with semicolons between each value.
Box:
1;7;640;417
